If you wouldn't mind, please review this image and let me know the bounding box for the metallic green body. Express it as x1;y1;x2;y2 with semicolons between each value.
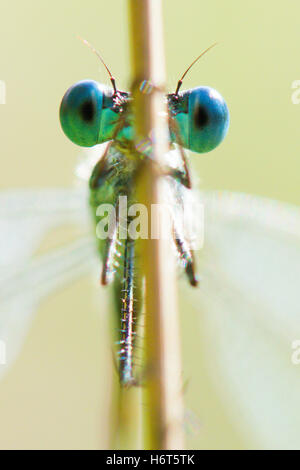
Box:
89;139;143;384
59;78;229;385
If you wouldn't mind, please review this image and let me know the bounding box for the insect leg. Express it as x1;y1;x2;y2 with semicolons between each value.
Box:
89;142;114;189
100;195;125;285
168;116;192;189
173;222;199;287
100;219;119;285
90;113;129;190
163;166;191;189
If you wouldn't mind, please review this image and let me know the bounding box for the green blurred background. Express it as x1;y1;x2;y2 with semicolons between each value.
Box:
0;0;299;449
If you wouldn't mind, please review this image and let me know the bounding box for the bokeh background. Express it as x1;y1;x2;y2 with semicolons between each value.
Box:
0;0;299;449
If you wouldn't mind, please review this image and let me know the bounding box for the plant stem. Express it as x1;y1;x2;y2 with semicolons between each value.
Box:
128;0;185;450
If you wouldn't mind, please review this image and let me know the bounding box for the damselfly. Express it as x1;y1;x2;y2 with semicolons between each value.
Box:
1;47;300;449
59;42;229;386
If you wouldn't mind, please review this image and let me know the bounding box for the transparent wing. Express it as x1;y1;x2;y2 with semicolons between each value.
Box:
0;187;89;270
189;191;300;449
3;184;300;448
0;187;97;377
0;144;113;378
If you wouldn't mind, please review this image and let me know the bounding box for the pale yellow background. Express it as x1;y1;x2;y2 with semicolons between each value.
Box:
0;0;299;449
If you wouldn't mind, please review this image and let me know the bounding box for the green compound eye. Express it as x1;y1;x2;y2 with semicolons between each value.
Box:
60;80;105;147
169;86;229;153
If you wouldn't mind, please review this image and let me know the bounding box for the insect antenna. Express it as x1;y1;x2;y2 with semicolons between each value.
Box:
175;42;217;95
78;36;117;94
